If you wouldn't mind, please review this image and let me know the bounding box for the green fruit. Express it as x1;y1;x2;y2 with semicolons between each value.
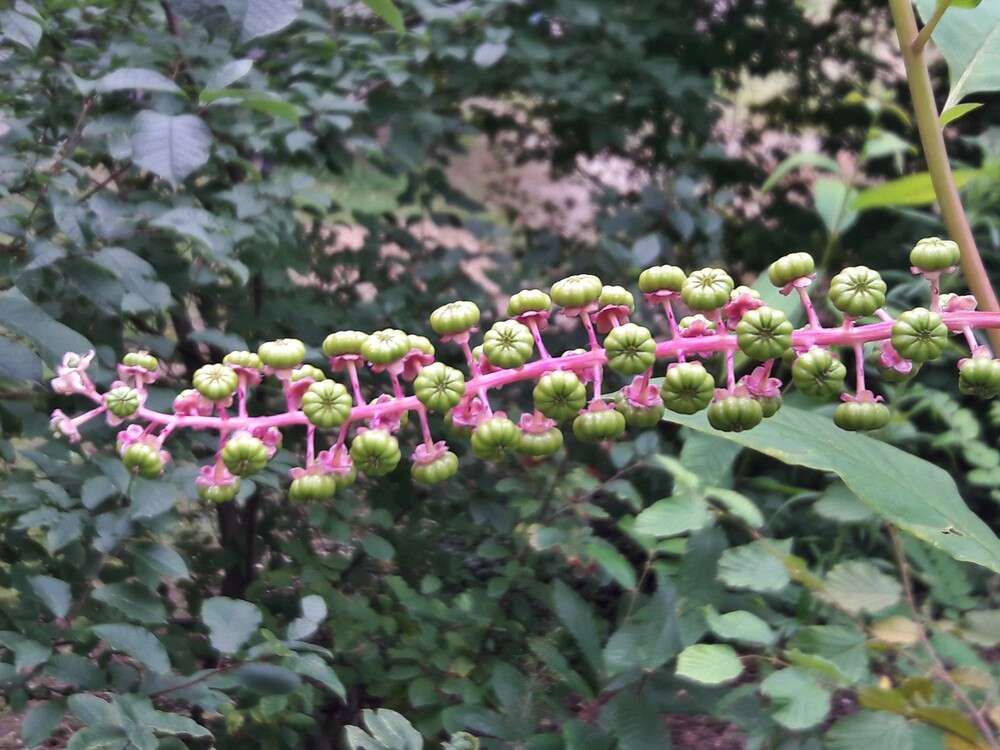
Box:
507;289;552;316
708;396;763;432
334;465;357;490
681;268;734;311
222;434;269;476
350;429;401;476
414;363;466;413
910;236;960;272
549;274;603;308
122;443;163;479
604;323;656;375
792;348;847;399
471;416;522;459
289;473;337;502
361;329;410;365
483;320;535;368
407;334;435;356
615;398;665;428
105;386;140;418
829;266;887;318
444;411;473;440
517;427;564;457
833;401;891;431
223;351;262;370
736;306;794;360
301;380;353;428
758;395;782;418
661;362;715;414
959;357;1000;398
291;364;326;382
412;451;459;484
198;480;240;504
891;308;949;362
258;339;306;369
638;265;686;294
430;301;481;336
193;363;239;401
322;330;368;357
572;407;626;442
533;370;587;421
877;360;921;384
767;252;815;288
122;351;158;371
598;285;634;311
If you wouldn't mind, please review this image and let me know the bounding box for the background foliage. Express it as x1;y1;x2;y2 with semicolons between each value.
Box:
2;0;1000;748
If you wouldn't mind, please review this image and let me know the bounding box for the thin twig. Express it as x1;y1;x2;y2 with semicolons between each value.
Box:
912;0;951;55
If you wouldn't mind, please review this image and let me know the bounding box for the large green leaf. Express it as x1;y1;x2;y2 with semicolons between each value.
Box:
853;169;979;210
916;0;1000;110
661;405;1000;572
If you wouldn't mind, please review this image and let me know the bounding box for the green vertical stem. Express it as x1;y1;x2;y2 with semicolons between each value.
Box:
888;0;1000;353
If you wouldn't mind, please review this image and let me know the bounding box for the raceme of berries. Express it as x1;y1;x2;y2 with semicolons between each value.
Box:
49;238;1000;503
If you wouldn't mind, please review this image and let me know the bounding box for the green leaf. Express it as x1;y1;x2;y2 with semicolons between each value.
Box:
359;708;422;750
813;482;874;524
813;178;858;236
761;668;831;730
29;575;71;618
633;494;711;537
199;88;300;123
201;597;261;654
822;560;902;615
92;582;168;624
788;625;869;682
703;488;763;528
362;0;405;32
607;689;668;750
129;478;180;519
205;58;254;90
661;405;1000;573
552;580;604;677
91;68;182;95
0;288;93;365
0;9;42;49
65;725;128;750
131;111;212;187
853;169;979;210
585;539;637;589
675;644;743;685
288;653;346;699
68;694;123;727
703;606;776;646
91;624;170;674
915;0;1000;109
231;0;303;43
44;654;104;689
21;700;66;747
716;539;791;592
825;710;913;750
139;710;211;738
940;102;983;127
361;533;395;561
0;631;51;670
0;338;42;381
232;662;302;694
130;543;189;584
762;151;842;192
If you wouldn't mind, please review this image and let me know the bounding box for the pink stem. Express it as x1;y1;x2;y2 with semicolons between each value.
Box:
928;273;941;312
237;381;248;419
854;343;866;394
72;404;107;427
334;422;349;449
963;325;980;353
417;406;434;448
306;425;316;464
346;362;365;407
725;350;736;389
579;311;601;350
460;339;493;417
388;371;405;400
875;308;894;323
797;286;821;329
527;319;551;360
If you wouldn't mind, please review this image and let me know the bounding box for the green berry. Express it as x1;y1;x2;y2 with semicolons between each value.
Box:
891;308;949;362
877;360;921;384
361;329;410;365
223;351;263;370
829;266;887;318
572;407;626;443
549;274;603;308
198;480;241;504
517;427;564;457
792;348;847;399
407;335;435;356
638;265;686;294
758;395;783;418
959;357;1000;399
598;285;634;312
679;314;716;332
736;306;794;360
350;429;401;476
471;416;522;459
414;363;466;413
334;465;357;491
604;323;656;375
291;364;326;382
910;236;960;272
289;473;337;503
122;351;158;371
105;386;140;418
661;362;715;414
258;339;306;369
430;301;481;336
193;363;239;401
615;398;665;428
681;268;734;311
122;443;163;479
533;370;587;421
767;252;815;288
708;396;763;432
301;380;353;428
483;320;535;368
222;434;269;476
412;451;459;484
834;401;891;431
322;330;368;357
507;289;552;316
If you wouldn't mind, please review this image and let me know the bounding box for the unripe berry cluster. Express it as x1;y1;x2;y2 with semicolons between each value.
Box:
49;237;1000;501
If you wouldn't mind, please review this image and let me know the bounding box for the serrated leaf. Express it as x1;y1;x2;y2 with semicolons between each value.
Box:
789;625;869;682
760;668;831;730
703;606;776;646
92;582;167;624
129;478;179;520
131;111;212;187
633;494;711;538
825;710;912;750
870;616;922;646
813;482;874;523
675;644;743;685
91;624;170;674
201;597;261;654
552;580;604;677
29;575;71;618
717;539;791;592
822;560;901;615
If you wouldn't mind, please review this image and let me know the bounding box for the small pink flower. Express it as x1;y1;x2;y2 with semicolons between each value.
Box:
196;462;238;490
593;304;630;333
285;377;315;411
878;343;914;375
642;290;678;305
117;363;159;388
450;395;487;428
327;353;365;373
50;350;96;395
230;365;262;388
558;302;599;319
513;309;549;332
412;439;450;465
840;389;883;404
940;293;977;313
742;365;782;399
401;349;435;381
779;274;815;296
367;393;407;432
318;444;354;477
251;426;283;458
722;291;763;328
49;409;81;443
679;315;715;338
173;389;214;416
116;424;146;451
622;375;662;408
518;411;557;434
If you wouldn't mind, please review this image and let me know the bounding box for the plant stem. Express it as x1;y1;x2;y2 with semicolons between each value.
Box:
912;0;950;54
888;0;1000;353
